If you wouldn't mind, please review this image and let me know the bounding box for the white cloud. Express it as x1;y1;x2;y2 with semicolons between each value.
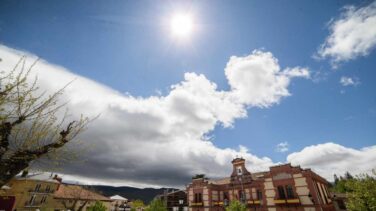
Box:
275;142;289;153
287;142;376;181
340;76;360;86
0;45;309;187
318;2;376;67
3;45;373;187
225;50;310;108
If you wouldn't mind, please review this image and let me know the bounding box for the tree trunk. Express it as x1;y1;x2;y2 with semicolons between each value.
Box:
78;200;89;211
0;158;29;187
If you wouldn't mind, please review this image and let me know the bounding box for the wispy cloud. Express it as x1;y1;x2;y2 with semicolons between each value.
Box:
340;76;360;87
275;142;289;153
317;2;376;68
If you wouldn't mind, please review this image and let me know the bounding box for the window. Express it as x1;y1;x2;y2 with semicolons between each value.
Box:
237;167;242;175
277;186;286;199
223;192;228;200
286;185;294;199
238;190;245;202
35;184;41;192
46;185;51;192
223;191;229;206
194;193;202;203
40;196;47;203
29;194;36;205
314;182;324;204
256;189;262;200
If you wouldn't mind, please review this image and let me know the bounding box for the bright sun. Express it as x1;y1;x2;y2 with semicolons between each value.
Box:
170;14;194;38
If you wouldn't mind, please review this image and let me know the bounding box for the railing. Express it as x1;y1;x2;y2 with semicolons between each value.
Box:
247;200;261;205
190;202;203;206
28;189;55;194
212;201;224;206
274;198;300;205
24;202;42;207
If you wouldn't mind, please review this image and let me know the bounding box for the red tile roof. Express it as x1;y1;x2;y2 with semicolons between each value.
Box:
54;184;111;201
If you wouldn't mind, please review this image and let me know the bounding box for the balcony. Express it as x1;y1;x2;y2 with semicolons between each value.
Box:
212;201;224;206
274;198;300;205
28;189;54;194
190;202;203;206
247;200;261;205
24;202;42;208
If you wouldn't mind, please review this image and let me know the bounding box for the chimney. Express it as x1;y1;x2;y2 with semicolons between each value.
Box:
21;170;28;177
53;174;62;183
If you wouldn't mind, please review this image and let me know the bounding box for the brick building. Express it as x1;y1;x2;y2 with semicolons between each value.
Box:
186;158;335;211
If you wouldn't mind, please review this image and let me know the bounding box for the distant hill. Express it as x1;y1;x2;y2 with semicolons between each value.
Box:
88;185;178;203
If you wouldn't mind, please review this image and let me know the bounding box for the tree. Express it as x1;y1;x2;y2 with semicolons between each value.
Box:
225;200;247;211
87;201;107;211
145;199;167;211
131;199;145;210
344;171;376;211
192;174;205;179
331;170;376;211
0;57;88;187
334;174;339;185
345;171;354;180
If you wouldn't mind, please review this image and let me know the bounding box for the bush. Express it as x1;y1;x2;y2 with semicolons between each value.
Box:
145;199;167;211
87;201;106;211
225;200;247;211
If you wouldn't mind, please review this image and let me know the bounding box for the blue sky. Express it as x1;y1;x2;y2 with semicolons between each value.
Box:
0;0;375;186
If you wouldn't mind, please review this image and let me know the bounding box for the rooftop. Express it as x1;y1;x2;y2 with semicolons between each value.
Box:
54;184;111;201
110;195;128;201
15;172;60;183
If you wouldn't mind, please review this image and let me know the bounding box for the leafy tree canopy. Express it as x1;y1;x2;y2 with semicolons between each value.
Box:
145;199;167;211
225;200;247;211
132;199;145;208
332;170;376;211
87;201;106;211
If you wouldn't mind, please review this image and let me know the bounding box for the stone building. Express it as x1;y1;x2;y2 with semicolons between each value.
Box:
186;158;335;211
0;172;112;211
0;173;61;210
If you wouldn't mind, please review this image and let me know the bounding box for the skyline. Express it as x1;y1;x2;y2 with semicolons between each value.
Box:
0;0;375;188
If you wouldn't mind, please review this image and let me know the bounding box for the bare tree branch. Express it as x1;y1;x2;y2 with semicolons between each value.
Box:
0;56;90;187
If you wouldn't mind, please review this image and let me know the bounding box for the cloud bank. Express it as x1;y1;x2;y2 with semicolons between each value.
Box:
318;1;376;67
0;45;374;187
287;143;376;180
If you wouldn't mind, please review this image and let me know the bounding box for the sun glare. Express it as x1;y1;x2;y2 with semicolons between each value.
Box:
170;13;194;38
